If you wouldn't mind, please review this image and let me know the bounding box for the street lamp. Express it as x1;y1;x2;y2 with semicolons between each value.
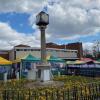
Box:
36;11;49;63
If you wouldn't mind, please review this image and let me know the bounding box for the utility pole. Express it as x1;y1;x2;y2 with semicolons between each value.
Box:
93;40;100;59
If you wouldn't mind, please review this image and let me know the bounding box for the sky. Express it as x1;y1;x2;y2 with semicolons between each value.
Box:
0;0;100;50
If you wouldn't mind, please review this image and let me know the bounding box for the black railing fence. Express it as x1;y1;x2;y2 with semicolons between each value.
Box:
0;82;100;100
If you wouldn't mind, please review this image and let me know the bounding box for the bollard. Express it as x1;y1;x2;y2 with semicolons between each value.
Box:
16;72;19;80
4;72;7;82
58;71;60;76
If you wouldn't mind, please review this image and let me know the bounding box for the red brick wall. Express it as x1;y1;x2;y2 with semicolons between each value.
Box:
0;54;9;60
0;51;9;60
46;42;83;58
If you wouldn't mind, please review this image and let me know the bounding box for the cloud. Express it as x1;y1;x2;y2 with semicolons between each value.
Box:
47;0;100;39
0;21;95;51
83;42;94;51
0;0;44;13
0;21;51;50
28;0;100;41
0;0;100;49
0;0;100;41
0;22;40;49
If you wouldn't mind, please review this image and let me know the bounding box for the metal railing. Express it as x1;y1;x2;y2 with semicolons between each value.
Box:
0;82;100;100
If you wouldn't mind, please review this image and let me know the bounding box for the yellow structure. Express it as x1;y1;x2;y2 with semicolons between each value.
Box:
0;57;12;65
74;60;85;64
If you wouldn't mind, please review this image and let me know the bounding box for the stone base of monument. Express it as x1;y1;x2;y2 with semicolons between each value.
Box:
24;64;64;88
24;81;64;88
36;64;51;82
27;69;37;80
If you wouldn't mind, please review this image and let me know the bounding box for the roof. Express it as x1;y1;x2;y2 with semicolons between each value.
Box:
81;58;95;63
47;55;65;62
97;59;100;62
13;54;40;63
14;44;30;47
46;42;57;46
66;61;75;65
74;60;85;64
22;54;40;62
0;56;12;65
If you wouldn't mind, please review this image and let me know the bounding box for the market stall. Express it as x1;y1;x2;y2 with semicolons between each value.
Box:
13;54;40;79
0;57;12;81
47;55;65;76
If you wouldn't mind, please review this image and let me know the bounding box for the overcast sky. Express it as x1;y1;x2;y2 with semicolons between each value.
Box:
0;0;100;50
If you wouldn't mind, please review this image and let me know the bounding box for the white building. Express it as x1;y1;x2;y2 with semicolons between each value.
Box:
9;44;78;61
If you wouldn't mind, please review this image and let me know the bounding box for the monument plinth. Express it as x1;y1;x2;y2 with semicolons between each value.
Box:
36;64;51;82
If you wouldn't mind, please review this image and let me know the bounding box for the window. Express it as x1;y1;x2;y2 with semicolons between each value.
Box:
47;49;52;52
24;49;28;51
31;49;34;51
16;49;22;51
34;49;40;51
31;49;40;51
38;69;41;78
27;49;31;51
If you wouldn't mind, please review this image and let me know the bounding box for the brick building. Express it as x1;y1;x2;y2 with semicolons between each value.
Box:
0;50;9;60
46;42;83;58
9;45;78;61
0;42;82;61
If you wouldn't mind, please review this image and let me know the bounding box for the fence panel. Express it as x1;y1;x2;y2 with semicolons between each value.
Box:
0;82;100;100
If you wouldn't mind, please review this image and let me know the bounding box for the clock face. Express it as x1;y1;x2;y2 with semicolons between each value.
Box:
41;14;48;22
36;15;40;24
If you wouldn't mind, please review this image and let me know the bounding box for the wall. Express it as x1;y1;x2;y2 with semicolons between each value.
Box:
46;42;83;58
9;47;78;61
0;51;9;60
0;44;79;61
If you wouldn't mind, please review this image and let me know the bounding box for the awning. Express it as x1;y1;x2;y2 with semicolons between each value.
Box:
0;57;12;65
81;58;95;63
66;61;75;65
13;54;40;63
47;55;65;62
22;54;40;62
97;59;100;62
95;60;100;64
74;60;85;64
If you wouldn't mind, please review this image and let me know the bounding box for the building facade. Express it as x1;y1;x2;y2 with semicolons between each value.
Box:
8;44;78;61
0;44;79;61
0;50;9;60
46;42;83;58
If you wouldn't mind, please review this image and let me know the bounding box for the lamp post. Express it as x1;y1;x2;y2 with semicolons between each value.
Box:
36;11;49;63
